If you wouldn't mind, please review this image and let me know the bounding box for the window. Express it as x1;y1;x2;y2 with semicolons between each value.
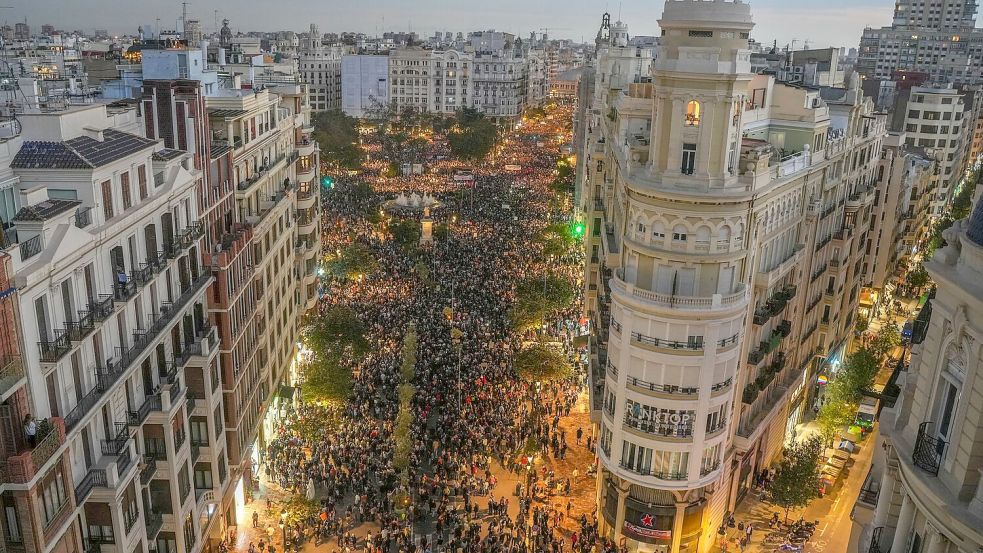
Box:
673;232;687;241
41;471;67;523
138;165;148;199
688;30;713;38
621;440;653;474
687;335;704;349
685;100;701;126
120;172;132;210
652;449;689;478
194;468;213;490
681;143;697;175
101;180;114;219
190;419;208;446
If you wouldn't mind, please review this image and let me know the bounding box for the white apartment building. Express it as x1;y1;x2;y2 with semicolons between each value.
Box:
863;132;935;306
894;87;971;214
581;2;884;551
864;198;983;553
3;102;217;553
298;24;350;112
388;47;472;116
472;47;529;121
341;54;389;118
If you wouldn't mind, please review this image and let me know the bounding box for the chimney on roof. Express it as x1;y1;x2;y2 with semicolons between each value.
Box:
81;126;105;141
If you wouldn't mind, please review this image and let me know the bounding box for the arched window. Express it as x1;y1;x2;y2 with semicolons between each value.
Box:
685;100;701;126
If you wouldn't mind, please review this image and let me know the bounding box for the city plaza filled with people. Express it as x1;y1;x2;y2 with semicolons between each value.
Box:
231;105;626;553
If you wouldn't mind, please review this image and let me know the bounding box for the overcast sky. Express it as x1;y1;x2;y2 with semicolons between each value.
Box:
15;0;895;50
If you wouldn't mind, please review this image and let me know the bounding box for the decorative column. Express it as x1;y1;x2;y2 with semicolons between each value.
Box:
614;480;630;541
670;501;687;553
889;491;916;553
872;468;895;529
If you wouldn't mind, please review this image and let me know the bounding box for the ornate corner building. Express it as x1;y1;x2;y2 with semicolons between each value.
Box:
580;1;885;551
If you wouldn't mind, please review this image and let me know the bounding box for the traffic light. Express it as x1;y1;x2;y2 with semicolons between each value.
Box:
321;176;334;189
573;223;585;237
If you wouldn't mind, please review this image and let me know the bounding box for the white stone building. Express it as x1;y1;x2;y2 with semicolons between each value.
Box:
388;47;472;116
580;2;885;551
865;197;983;553
341;54;390;118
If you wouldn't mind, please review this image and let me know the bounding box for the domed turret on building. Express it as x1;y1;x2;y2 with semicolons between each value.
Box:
219;18;232;47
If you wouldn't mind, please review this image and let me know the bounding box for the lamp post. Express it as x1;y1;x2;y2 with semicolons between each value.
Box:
279;509;286;550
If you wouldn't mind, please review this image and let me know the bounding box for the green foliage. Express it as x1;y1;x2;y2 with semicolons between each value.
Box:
304;305;369;361
926;216;954;258
301;359;352;404
281;495;320;525
907;264;930;290
508;274;577;331
390;219;421;249
313;110;364;170
325;242;378;281
817;399;854;447
827;349;880;405
513;343;572;382
769;436;824;522
855;314;870;333
448;108;499;161
869;322;901;361
393;385;414;471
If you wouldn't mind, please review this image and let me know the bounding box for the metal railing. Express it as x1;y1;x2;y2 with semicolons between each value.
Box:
19;234;42;260
869;527;885;553
38;331;71;362
631;331;703;351
75;207;92;228
625;376;699;396
74;468;107;504
912;422;945;476
127;394;161;426
140;456;157;485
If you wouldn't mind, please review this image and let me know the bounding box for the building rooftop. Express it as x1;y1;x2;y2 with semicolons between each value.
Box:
11;129;156;169
12;198;81;221
207;108;249;119
152;148;185;161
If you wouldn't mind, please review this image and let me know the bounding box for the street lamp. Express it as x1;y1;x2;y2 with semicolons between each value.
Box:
279;509;286;549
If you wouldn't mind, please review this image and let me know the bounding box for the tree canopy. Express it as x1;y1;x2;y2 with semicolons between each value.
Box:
448;108;499;161
514;343;572;383
300;306;369;403
769;436;823;523
509;275;577;331
313;110;364;170
325;242;379;281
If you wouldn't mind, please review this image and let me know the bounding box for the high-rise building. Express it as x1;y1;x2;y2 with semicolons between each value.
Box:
298;24;350;112
864;196;983;553
472;45;528;121
857;0;983;85
581;2;885;551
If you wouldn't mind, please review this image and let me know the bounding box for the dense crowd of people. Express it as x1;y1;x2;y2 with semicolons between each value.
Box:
241;106;627;553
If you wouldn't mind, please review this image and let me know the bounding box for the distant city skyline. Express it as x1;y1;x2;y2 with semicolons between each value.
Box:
12;0;897;49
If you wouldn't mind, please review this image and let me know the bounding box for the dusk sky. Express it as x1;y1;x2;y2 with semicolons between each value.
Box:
16;0;896;50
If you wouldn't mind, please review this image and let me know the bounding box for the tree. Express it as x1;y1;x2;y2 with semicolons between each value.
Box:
313;110;364;170
855;314;870;333
816;400;854;447
304;306;369;360
325;243;378;281
390;219;421;249
869;322;901;361
300;306;369;403
769;436;824;523
827;349;880;405
448;109;499;161
508;275;577;332
513;343;572;382
907;264;930;292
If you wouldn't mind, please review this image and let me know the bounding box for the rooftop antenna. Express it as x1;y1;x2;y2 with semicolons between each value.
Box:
213;9;218;33
181;2;188;32
155;17;160;40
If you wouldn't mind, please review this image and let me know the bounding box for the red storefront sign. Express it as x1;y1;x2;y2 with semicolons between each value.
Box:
624;521;671;540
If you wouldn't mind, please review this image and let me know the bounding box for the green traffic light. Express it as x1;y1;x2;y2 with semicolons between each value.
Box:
573;223;585;236
321;176;334;189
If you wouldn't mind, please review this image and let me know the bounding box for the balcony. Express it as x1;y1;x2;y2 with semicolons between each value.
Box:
612;269;748;312
624;375;699;398
756;245;804;289
89;295;115;322
237;153;291;193
65;311;96;342
112;278;137;302
74;468;108;504
2;418;66;484
145;511;163;541
631;331;704;352
75;207;92;228
140;456;157;485
618;462;687;481
126;394;161;426
38;331;71;363
0;355;25;398
753;285;796;325
912;421;946;476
